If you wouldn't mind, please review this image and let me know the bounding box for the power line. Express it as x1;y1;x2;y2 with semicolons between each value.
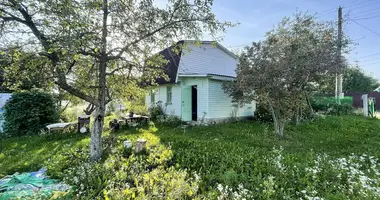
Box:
355;57;380;64
352;52;380;60
352;36;366;41
350;15;380;20
343;0;367;8
316;9;336;17
345;1;380;10
350;7;380;17
360;61;380;66
348;17;380;36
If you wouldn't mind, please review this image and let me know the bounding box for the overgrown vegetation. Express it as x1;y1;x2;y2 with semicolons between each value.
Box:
3;91;59;136
0;0;233;160
223;13;350;137
156;115;380;199
148;102;164;121
1;115;380;199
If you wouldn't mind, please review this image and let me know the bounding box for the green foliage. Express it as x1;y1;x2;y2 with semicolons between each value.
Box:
344;66;379;92
148;102;164;121
316;66;380;95
0;0;233;160
161;115;183;126
0;50;53;92
0;133;89;177
60;104;87;122
2;116;380;199
310;96;354;116
3;91;59;136
128;104;148;116
253;104;273;122
61;131;200;199
311;96;353;112
155;115;380;198
327;103;354;116
105;101;116;116
223;13;350;137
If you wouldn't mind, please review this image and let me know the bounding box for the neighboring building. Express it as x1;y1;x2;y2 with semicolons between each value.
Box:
145;40;256;122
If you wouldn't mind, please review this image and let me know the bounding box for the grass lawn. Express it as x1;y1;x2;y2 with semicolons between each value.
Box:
1;115;379;198
155;115;380;191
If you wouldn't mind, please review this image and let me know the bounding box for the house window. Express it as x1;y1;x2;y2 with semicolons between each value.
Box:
150;91;155;104
167;86;172;104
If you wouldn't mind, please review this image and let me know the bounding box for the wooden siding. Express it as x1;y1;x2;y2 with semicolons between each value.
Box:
145;84;182;117
179;77;209;120
208;79;255;119
178;43;237;77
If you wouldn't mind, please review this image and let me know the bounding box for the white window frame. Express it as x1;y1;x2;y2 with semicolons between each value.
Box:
166;86;172;104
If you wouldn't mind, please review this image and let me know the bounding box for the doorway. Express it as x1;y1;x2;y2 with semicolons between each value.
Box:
191;85;197;121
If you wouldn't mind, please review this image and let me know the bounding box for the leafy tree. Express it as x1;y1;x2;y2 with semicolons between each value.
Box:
315;65;379;94
0;0;231;160
223;13;349;137
343;66;379;93
4;91;59;136
0;49;53;91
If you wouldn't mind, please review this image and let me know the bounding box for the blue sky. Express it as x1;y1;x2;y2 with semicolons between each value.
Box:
210;0;380;79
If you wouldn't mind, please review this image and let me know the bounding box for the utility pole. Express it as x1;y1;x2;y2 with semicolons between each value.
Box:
336;6;343;104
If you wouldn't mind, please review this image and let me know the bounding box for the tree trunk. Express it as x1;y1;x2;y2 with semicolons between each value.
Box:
91;106;105;160
90;0;108;161
273;118;285;137
269;103;285;138
305;92;314;116
295;106;300;125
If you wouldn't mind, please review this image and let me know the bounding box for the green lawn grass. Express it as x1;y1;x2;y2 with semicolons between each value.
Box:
1;115;379;195
0;133;90;177
153;115;380;191
157;115;380;156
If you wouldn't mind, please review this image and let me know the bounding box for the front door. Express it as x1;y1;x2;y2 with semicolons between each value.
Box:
192;85;197;121
181;86;192;121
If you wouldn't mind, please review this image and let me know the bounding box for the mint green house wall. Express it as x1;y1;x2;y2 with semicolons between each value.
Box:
145;41;256;122
146;77;255;122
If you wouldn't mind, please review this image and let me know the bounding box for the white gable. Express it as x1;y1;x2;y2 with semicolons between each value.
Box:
178;43;237;77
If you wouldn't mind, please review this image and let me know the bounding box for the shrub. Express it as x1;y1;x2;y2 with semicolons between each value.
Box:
60;130;201;199
148;102;164;120
327;103;354;116
311;96;353;112
253;104;273;122
129;104;148;116
3;91;59;136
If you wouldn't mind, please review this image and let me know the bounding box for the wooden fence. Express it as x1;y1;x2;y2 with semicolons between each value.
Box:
345;92;380;110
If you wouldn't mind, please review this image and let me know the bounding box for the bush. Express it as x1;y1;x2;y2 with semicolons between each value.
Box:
3;91;59;136
253;104;273;122
59;130;201;199
327;103;354;116
148;102;164;120
311;96;353;112
129;104;148;116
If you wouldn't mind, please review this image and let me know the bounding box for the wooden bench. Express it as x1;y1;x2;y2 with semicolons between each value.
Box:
46;122;77;133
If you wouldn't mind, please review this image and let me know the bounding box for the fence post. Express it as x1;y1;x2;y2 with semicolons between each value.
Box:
362;94;368;117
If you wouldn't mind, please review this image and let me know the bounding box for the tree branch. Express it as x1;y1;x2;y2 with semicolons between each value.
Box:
55;77;99;106
108;17;210;60
4;0;99;106
0;8;27;24
106;63;135;76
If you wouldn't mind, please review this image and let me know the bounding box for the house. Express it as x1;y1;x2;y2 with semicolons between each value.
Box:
145;40;256;122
